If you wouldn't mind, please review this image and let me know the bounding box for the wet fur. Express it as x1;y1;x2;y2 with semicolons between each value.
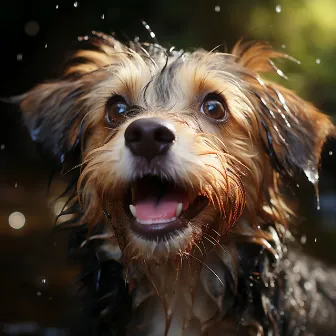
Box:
16;32;336;335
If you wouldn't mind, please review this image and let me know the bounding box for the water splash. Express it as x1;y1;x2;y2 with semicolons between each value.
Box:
275;5;282;13
303;160;321;210
316;58;321;64
214;5;221;12
141;21;159;43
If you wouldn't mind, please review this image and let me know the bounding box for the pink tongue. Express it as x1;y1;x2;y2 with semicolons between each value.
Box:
135;191;189;222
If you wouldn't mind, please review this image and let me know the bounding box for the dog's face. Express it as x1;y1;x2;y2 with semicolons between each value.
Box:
18;34;334;262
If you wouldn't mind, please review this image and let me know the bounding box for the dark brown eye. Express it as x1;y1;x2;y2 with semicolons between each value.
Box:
200;95;228;121
105;96;129;124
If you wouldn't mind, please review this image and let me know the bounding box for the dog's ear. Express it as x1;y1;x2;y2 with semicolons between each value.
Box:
234;41;335;182
10;32;127;164
15;80;86;163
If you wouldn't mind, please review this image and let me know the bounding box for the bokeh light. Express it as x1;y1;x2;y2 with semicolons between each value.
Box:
53;200;66;216
8;212;26;230
24;21;40;36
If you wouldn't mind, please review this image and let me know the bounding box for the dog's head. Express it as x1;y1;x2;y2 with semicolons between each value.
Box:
17;33;334;262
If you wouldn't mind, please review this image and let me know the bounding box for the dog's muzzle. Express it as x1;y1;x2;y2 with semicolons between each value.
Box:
123;118;208;240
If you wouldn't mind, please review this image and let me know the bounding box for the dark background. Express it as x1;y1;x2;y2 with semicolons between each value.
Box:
0;0;335;333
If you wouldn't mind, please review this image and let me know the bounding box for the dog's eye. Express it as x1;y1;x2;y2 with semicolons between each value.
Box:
105;96;129;124
200;95;228;121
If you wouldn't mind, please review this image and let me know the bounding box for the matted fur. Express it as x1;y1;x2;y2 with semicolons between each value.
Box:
16;32;336;335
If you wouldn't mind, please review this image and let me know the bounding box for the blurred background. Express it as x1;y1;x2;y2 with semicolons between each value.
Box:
0;0;335;334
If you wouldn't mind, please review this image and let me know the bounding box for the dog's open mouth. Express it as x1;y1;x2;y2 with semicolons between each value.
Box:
125;176;208;239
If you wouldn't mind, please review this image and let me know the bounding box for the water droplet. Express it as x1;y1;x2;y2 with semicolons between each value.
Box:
275;5;281;13
37;291;41;296
17;54;23;61
214;5;220;12
14;182;18;188
329;151;333;156
101;14;105;19
314;238;317;243
24;21;40;36
150;32;156;38
296;184;300;188
55;4;59;9
73;1;78;7
45;43;48;48
316;58;321;64
300;235;307;244
8;212;25;230
0;144;5;150
41;278;47;284
281;44;286;49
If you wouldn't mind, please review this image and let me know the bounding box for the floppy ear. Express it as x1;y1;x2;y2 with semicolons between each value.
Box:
17;81;86;163
12;32;126;164
233;41;335;183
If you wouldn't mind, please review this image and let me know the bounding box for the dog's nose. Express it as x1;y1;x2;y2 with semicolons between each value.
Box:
124;118;176;161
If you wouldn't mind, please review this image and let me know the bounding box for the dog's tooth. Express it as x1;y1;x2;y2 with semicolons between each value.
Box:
176;203;183;217
129;204;136;218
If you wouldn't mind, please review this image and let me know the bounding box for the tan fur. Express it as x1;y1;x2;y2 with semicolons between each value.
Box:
18;34;335;335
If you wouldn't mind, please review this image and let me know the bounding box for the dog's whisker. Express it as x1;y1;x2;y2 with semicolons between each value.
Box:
183;252;224;287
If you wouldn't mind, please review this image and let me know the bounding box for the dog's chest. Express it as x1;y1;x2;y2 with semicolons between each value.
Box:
127;257;233;336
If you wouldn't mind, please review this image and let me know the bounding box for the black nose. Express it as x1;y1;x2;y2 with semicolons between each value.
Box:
124;118;176;161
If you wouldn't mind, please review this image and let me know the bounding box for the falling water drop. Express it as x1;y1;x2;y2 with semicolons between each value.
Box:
316;58;321;64
300;235;307;245
101;14;105;19
314;183;320;210
314;238;317;243
37;291;42;296
281;44;286;49
56;4;59;9
275;5;282;13
45;43;48;48
74;1;78;7
17;54;23;61
0;144;5;150
329;151;333;156
214;5;221;12
14;182;18;188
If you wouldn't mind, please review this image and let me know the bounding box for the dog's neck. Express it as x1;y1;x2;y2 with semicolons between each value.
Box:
119;218;266;336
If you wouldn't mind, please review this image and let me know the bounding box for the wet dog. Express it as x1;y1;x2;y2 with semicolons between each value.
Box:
15;32;336;335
